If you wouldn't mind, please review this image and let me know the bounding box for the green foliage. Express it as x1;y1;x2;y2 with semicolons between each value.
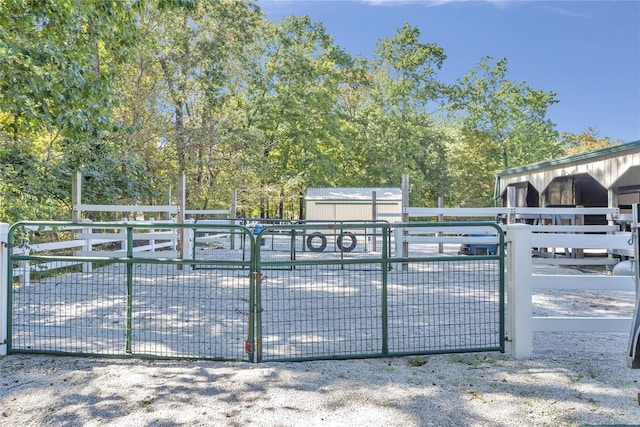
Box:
447;129;501;207
0;0;145;222
356;24;449;205
561;127;621;156
446;57;564;170
0;2;609;223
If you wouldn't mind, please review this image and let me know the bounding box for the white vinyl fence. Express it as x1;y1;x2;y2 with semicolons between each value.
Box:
507;223;637;360
12;221;178;284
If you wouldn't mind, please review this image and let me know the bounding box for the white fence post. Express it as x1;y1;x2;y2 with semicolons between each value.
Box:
82;222;93;273
507;223;533;359
182;219;193;260
0;223;9;356
395;227;403;258
149;218;156;252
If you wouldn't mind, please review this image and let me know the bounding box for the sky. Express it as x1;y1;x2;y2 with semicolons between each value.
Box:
258;0;640;143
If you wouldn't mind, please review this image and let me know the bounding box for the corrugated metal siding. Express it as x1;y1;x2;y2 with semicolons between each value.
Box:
498;149;640;196
305;188;402;221
306;202;335;221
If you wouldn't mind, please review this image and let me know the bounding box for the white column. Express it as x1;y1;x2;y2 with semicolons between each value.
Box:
507;223;533;359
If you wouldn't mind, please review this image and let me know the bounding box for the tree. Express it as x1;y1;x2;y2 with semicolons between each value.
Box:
0;0;139;163
446;57;564;170
354;24;449;205
243;16;358;194
447;128;502;207
136;0;263;209
0;0;143;221
561;127;621;156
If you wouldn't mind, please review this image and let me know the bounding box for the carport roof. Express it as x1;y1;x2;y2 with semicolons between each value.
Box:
306;187;402;201
496;139;640;177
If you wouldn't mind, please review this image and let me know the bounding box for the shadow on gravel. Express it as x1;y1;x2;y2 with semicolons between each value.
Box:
0;335;639;427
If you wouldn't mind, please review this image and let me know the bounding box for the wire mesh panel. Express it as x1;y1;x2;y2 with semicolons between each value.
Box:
129;263;250;359
259;263;384;361
256;222;504;362
11;261;128;354
386;258;503;354
8;222;253;361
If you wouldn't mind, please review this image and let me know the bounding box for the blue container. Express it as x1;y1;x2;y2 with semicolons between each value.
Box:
459;234;498;255
253;223;265;245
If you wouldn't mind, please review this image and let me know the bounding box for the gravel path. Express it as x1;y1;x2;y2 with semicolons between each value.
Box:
0;330;638;427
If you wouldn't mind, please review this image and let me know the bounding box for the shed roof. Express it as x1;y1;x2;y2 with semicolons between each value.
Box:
496;139;640;177
306;187;402;201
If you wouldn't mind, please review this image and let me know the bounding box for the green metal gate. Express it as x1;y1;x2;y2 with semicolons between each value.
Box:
6;221;505;361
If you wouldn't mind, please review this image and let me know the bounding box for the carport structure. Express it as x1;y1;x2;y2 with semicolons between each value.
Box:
495;139;640;215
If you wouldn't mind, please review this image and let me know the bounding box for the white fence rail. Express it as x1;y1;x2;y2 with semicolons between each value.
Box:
74;204;233;219
12;221;178;284
507;223;637;359
404;206;620;220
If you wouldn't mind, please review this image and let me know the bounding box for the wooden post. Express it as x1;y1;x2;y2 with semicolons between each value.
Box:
401;173;409;270
576;205;584;259
299;192;304;220
177;173;186;266
72;171;93;272
506;186;516;224
166;186;172;220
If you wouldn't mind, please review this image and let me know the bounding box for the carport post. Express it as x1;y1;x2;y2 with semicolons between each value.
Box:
0;223;8;356
506;223;533;359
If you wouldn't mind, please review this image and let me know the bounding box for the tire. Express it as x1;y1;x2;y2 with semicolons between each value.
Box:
306;232;327;252
337;232;357;252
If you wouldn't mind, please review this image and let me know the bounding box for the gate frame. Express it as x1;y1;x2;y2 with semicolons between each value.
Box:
254;221;506;362
2;220;506;361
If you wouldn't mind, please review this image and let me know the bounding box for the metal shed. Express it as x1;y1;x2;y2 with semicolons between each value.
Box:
495;139;640;213
305;188;402;222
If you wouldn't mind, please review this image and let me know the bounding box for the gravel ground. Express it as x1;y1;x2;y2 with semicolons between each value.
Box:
3;240;639;426
0;330;638;427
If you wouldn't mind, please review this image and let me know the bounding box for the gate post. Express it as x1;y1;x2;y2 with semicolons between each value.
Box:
0;223;9;356
506;223;533;359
